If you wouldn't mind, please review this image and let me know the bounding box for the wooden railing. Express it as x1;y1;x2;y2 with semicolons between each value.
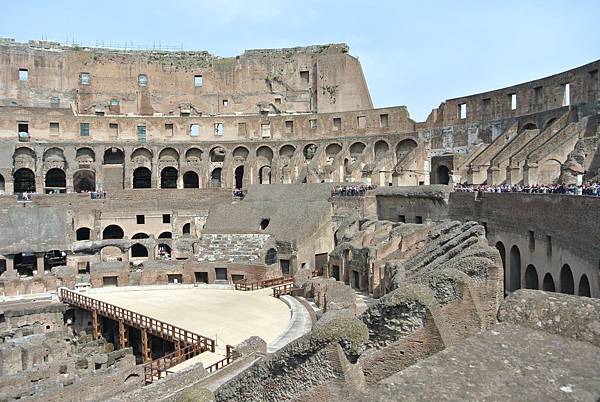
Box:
206;345;234;373
273;283;295;298
58;288;215;351
234;275;294;291
143;341;206;384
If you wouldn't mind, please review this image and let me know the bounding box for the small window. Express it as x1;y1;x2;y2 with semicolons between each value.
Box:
357;116;366;129
194;75;203;87
80;123;90;137
309;119;317;129
528;230;535;251
562;83;571;106
534;87;543;103
214;123;224;136
215;267;228;281
415;216;423;224
546;235;552;257
109;123;119;136
180;111;190;117
19;68;28;81
260;218;270;230
238;122;247;136
49;122;60;134
380;114;389;128
18;122;29;134
222;99;228;107
80;72;90;85
50;96;60;107
162;214;171;224
482;98;492;114
274;97;281;104
300;70;309;83
110;99;119;106
398;215;406;223
137;125;146;142
95;110;105;116
458;103;467;119
138;74;148;87
136;215;145;224
510;93;517;110
285;120;294;133
190;124;199;137
333;117;341;131
261;123;271;138
164;123;174;136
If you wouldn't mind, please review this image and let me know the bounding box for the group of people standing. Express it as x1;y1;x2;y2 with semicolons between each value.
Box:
454;183;600;196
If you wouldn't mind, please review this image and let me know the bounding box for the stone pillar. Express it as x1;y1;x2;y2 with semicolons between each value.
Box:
118;320;128;349
5;255;14;272
35;253;45;276
151;150;159;189
487;167;501;186
91;310;101;339
141;329;152;363
523;162;538;186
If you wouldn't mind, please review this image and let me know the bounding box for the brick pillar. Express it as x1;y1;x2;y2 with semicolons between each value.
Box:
35;253;45;276
5;255;14;272
141;329;152;363
91;310;101;339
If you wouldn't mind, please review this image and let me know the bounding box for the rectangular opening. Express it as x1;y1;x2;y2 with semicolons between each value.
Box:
333;117;341;131
77;261;90;274
18;122;29;134
162;214;170;223
280;259;290;276
458;103;467;119
138;74;148;87
482;98;491;114
49;122;60;135
510;93;517;110
215;267;228;281
50;96;60;107
231;274;244;284
528;230;535;251
110;98;119;106
164;123;174;137
109;123;119;136
180;111;190;117
95;110;105;116
398;214;406;223
332;265;340;281
546;235;552;257
238;122;247;136
357;115;367;129
309;119;317;129
136;215;145;224
80;72;90;85
534;86;543;104
102;276;118;287
589;69;598;91
194;272;209;283
190;124;199;137
274;97;281;104
261;123;271;138
214;123;224;136
222;99;228;107
80;123;90;137
379;114;389;128
562;83;571;106
194;75;203;87
285;120;294;133
415;216;423;224
19;68;28;81
300;70;309;83
167;274;183;284
137;125;146;142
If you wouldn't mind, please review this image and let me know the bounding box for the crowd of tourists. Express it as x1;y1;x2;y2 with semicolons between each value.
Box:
331;184;377;197
232;188;246;199
454;182;600;196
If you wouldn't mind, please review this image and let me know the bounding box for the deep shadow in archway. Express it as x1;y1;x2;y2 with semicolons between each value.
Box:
578;275;591;297
524;264;538;289
542;273;555;292
560;264;574;294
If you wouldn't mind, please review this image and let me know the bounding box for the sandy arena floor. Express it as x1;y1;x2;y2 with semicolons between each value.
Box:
87;287;291;368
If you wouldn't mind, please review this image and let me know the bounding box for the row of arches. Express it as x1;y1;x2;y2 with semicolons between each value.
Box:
497;242;591;297
98;224;190;240
11;168;96;193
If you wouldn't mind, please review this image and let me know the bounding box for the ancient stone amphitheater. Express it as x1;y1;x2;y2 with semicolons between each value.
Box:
0;39;598;401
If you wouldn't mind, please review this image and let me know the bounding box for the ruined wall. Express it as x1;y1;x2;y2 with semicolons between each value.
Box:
375;185;451;223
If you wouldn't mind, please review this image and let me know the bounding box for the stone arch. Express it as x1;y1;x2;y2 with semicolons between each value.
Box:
76;147;95;166
521;122;538;131
131;232;149;239
279;144;296;158
542;272;556;292
396;139;418;161
73;170;96;192
524;264;539;289
259;166;272;184
559;264;574;294
578;274;591;297
182;223;191;236
235;165;244;189
210;167;222;187
130;243;148;258
157;243;171;260
209;146;226;162
44;168;66;190
509;245;521;292
303;144;318;160
102;224;124;240
183;171;199;188
158;232;172;239
233;146;249;161
538;159;561;185
374;140;390;159
43;147;66;166
100;246;123;262
265;248;277;265
13;147;36;170
349;142;366;157
103;148;124;165
160;166;178;189
256;145;274;162
185;148;203;165
13;168;36;193
131;148;153;167
325;143;342;157
76;227;91;241
544;117;557;129
133;167;152;189
158;147;179;162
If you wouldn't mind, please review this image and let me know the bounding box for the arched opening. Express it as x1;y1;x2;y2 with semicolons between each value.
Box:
76;227;91;241
256;146;274;162
0;174;5;194
160;167;178;189
133;167;152;189
260;218;270;230
436;165;450;185
303;144;318;160
235;166;244;189
102;225;124;240
496;241;507;295
183;171;199;188
233;146;249;161
130;243;148;258
509;245;521;292
73;170;96;193
265;248;277;265
158;231;172;239
76;147;95;164
100;246;123;262
538;159;561;185
559;264;574;294
185;148;203;165
157;244;171;260
279;144;296;158
396;139;418;162
521;122;538;131
103;148;124;164
182;223;191;236
542;273;556;292
578;275;591;297
259;166;271;184
544;118;557;129
13;168;36;193
524;264;539;289
374;140;389;159
44;168;66;193
209;147;226;163
131;233;149;239
44;250;66;270
14;252;36;276
210;168;222;188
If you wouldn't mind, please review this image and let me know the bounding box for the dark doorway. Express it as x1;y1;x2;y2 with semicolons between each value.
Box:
231;274;244;284
560;264;574;294
102;225;124;240
182;223;191;236
315;253;328;274
542;273;555;292
235;165;244;189
215;267;228;281
332;265;340;281
161;167;178;189
13;168;36;193
524;265;539;289
133;167;151;189
280;259;290;276
436;165;450;185
14;252;36;276
210;168;222;188
183;171;199;188
578;275;591;297
76;227;91;241
45;168;66;192
194;272;208;283
103;149;124;164
167;274;182;284
509;245;521;292
74;170;96;192
44;250;66;270
131;244;148;258
352;270;360;289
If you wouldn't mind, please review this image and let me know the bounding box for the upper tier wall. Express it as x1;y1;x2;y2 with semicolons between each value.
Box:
0;40;373;115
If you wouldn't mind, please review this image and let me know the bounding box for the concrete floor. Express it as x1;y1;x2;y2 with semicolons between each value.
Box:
87;287;291;368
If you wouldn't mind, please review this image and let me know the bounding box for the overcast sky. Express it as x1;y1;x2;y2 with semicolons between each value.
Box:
1;0;599;120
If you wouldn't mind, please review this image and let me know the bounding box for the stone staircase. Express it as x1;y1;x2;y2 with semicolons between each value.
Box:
195;233;271;263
